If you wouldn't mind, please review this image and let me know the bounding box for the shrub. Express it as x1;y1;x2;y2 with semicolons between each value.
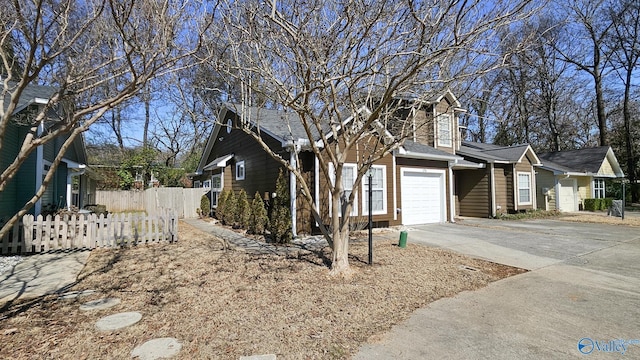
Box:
200;195;211;218
602;198;613;210
215;190;228;221
583;198;597;211
268;169;292;243
236;189;251;228
249;191;268;234
223;191;237;226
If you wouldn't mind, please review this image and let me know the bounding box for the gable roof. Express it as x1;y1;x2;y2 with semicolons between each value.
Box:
538;146;624;177
3;81;57;114
458;141;541;165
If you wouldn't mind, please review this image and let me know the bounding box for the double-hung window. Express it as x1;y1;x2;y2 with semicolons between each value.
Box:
437;114;452;147
517;172;532;205
362;165;387;215
593;179;605;198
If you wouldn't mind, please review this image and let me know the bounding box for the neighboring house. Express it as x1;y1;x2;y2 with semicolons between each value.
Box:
536;147;624;212
192;96;468;235
0;82;97;223
454;141;542;218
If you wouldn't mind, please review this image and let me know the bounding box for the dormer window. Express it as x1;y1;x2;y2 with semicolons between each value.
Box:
436;113;452;147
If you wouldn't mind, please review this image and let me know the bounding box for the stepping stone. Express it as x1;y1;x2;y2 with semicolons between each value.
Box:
79;297;121;311
58;289;97;300
130;337;182;359
240;355;276;360
96;312;142;331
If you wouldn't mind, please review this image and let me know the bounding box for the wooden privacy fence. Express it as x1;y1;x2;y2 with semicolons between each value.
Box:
96;188;208;218
0;211;178;255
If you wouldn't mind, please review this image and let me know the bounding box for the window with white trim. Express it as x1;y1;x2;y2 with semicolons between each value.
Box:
329;163;357;216
437;113;452;147
211;174;222;191
517;172;532;205
210;174;223;207
202;180;211;188
193;180;201;188
593;178;605;198
236;161;245;180
362;165;387;215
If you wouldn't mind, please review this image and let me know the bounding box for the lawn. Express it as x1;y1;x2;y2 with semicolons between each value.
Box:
0;221;524;359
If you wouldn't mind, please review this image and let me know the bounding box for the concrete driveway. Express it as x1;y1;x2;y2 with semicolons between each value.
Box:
355;218;640;359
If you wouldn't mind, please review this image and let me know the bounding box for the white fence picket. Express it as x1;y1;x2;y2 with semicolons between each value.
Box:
0;211;178;254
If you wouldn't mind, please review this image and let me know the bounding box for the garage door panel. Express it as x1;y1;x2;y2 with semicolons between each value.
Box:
401;170;445;225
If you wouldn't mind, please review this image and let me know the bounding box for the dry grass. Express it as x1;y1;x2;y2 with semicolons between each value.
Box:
559;212;640;227
0;221;524;359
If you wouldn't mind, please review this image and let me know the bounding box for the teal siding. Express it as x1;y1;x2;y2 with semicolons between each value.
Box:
15;127;37;215
0;123;21;222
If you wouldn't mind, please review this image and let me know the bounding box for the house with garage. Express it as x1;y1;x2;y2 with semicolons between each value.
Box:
454;141;542;218
536;146;624;212
193;94;470;235
0;82;98;224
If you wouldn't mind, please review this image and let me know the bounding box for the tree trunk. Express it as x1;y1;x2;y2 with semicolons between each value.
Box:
329;188;352;277
623;70;637;201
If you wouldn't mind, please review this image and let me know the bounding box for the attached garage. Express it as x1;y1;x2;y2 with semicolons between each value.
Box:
400;168;446;225
558;178;577;212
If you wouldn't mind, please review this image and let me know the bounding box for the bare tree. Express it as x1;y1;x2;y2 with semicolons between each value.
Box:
0;0;213;237
206;0;536;275
608;0;640;201
554;0;613;146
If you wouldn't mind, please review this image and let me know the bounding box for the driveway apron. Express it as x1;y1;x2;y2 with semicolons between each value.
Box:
355;219;640;359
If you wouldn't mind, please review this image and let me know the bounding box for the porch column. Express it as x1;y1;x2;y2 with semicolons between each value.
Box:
290;148;297;238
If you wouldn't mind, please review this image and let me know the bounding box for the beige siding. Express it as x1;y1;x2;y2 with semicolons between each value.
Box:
413;108;434;147
456;169;490;217
597;158;615;176
536;169;556;211
577;176;591;205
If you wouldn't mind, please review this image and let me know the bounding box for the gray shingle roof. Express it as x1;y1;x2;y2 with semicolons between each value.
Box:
3;81;57;114
402;140;460;159
459;141;534;163
538;147;610;174
226;104;327;142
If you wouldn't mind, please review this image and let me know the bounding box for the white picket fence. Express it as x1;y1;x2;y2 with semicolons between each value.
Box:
0;211;178;254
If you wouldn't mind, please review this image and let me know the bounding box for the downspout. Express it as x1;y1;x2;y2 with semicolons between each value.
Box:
290;144;298;238
513;165;518;212
392;151;397;221
490;163;496;217
449;161;455;223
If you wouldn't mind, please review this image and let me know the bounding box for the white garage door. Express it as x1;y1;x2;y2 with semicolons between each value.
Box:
401;169;445;225
558;178;577;212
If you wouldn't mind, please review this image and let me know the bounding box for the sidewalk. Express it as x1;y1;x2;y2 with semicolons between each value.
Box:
0;250;90;306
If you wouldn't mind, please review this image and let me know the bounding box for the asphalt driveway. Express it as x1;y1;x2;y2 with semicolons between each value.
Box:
355;218;640;359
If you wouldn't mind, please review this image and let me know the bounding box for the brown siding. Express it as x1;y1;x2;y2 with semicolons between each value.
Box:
317;142;395;228
494;164;512;214
456;169;490;218
413;107;434;147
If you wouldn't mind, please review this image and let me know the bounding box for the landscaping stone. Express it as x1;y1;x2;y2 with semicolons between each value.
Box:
95;312;142;331
79;297;121;311
58;289;97;300
239;355;277;360
130;338;182;360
